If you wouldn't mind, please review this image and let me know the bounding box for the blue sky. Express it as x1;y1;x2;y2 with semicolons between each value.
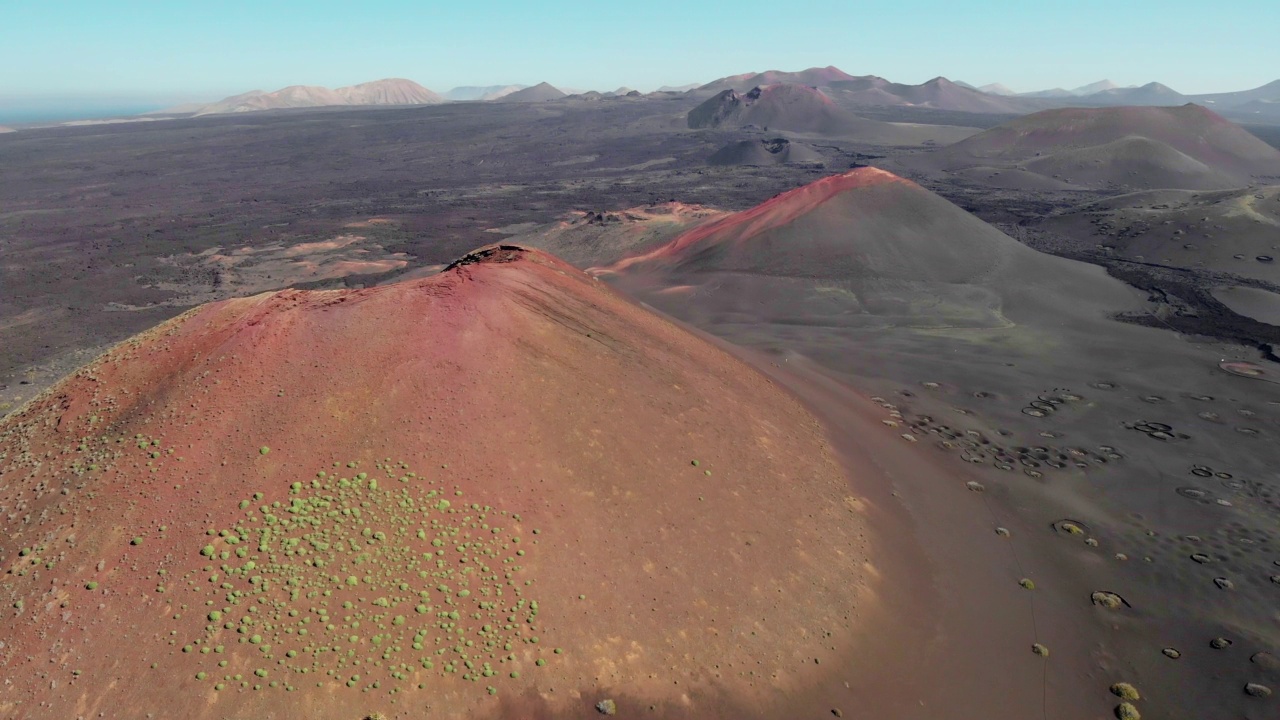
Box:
1;0;1276;104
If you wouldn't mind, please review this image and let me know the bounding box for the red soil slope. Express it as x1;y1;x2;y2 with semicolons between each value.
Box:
0;246;870;719
607;167;923;273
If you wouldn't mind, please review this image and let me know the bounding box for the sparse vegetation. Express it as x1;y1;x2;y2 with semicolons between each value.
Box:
176;459;550;697
1244;683;1272;698
1110;682;1140;701
1115;702;1140;720
1091;591;1123;609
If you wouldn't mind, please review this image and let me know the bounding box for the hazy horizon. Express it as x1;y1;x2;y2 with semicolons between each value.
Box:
2;0;1277;122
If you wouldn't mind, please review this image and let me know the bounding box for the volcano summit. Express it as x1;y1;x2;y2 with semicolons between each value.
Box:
0;246;871;719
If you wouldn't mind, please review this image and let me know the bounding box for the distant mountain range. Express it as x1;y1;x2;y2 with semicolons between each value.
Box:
686;83;978;145
165;78;447;116
106;68;1280;125
695;67;1041;114
965;77;1280;117
153;79;576;116
695;68;1280;120
960;80;1135;98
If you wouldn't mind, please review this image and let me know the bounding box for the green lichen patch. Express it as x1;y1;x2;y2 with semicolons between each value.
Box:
1110;682;1140;701
178;459;552;695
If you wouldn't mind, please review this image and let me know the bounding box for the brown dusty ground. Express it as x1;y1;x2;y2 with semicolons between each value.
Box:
0;246;876;720
604;168;1280;719
6;100;1280;720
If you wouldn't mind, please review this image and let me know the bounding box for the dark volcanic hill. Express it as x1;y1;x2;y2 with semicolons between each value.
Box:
917;104;1280;190
0;246;869;719
601;167;1137;329
495;82;566;102
687;84;977;145
687;84;880;135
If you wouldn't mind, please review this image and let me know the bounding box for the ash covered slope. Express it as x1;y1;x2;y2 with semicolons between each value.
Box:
601;167;1138;329
0;246;868;719
708;138;825;166
1042;185;1280;283
923;104;1280;189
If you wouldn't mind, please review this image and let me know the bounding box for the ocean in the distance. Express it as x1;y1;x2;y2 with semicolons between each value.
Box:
0;101;169;125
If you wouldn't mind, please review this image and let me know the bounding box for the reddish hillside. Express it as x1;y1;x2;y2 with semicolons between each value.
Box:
607;169;904;269
0;246;869;719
